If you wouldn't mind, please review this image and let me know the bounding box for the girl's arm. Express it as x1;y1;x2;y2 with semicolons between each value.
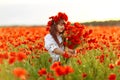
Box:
53;48;65;55
53;48;74;56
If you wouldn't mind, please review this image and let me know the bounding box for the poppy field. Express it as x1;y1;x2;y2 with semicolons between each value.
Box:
0;25;120;80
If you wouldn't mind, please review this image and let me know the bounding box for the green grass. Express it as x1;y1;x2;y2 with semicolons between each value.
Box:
0;47;120;80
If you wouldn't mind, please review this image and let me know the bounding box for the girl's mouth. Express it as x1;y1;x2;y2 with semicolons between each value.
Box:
60;28;64;31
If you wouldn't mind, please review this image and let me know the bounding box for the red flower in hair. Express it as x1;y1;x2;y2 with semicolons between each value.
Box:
58;12;68;21
47;21;52;27
47;12;68;27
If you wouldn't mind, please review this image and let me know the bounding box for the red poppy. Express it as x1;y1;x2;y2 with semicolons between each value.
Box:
0;58;3;64
108;73;116;80
50;62;61;70
115;59;120;66
77;59;82;65
10;52;17;57
82;73;87;78
46;73;54;80
9;57;16;64
17;52;27;62
13;67;27;80
46;77;55;80
54;66;65;76
64;66;74;74
2;52;9;59
51;63;74;76
62;52;70;59
99;54;105;63
48;58;52;63
109;63;115;69
38;68;47;76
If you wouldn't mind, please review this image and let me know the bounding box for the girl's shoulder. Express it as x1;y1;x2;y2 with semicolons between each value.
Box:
44;34;52;39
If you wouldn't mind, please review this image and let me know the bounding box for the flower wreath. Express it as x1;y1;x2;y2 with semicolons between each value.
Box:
47;12;68;30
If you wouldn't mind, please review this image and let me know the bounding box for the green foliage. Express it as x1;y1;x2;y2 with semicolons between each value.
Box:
0;44;120;80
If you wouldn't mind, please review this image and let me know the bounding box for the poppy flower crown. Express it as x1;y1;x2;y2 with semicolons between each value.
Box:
47;12;68;27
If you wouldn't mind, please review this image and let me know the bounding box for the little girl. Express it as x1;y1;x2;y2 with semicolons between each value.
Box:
44;12;75;63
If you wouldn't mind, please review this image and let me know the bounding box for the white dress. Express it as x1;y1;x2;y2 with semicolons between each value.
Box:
44;34;64;62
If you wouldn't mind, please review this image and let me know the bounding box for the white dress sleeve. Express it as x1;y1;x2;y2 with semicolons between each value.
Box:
44;34;59;52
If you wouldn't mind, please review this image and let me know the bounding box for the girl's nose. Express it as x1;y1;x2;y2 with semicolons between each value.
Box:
62;25;65;28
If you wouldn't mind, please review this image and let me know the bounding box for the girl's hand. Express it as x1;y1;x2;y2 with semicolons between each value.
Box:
68;49;77;57
68;49;76;54
65;47;77;56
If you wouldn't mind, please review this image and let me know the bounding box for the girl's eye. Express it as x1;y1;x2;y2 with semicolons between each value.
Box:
59;22;65;26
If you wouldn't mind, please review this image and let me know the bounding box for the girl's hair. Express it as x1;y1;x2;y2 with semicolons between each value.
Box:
50;19;65;47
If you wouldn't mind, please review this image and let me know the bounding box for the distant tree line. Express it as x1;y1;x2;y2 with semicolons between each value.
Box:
0;20;120;27
81;20;120;26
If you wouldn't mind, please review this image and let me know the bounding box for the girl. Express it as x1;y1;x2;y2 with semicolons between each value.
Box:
44;12;75;63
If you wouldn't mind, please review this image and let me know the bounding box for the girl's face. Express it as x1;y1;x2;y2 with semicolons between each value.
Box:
57;20;65;33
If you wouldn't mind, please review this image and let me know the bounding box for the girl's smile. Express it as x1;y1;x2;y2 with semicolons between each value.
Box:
57;25;65;33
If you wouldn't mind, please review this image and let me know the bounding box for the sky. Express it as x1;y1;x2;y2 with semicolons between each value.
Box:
0;0;120;25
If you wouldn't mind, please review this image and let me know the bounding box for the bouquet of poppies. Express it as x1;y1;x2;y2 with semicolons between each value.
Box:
63;22;92;49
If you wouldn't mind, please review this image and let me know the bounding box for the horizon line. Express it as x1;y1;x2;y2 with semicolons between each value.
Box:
0;19;120;26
